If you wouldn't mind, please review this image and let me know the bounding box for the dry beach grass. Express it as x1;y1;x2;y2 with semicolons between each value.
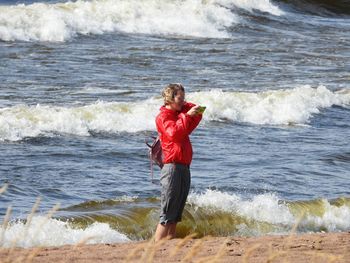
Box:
1;184;350;263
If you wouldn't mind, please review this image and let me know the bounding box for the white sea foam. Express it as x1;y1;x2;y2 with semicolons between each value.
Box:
0;86;349;141
0;98;160;141
188;189;350;233
114;195;139;202
0;216;129;248
1;192;349;247
0;0;282;42
302;201;350;232
187;85;350;125
222;0;284;16
188;190;295;225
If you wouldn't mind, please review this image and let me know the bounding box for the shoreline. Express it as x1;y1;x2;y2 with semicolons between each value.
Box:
1;232;349;262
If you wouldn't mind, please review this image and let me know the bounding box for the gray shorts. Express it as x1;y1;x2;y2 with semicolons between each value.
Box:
159;163;191;225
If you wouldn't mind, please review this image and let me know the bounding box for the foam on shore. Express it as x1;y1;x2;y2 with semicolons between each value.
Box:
0;216;129;248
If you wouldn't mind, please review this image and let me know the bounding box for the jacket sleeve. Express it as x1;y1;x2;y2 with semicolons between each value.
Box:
181;102;203;135
186;113;202;135
157;113;194;143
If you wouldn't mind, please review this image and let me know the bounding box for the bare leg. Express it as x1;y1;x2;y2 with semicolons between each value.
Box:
155;223;169;242
167;223;177;239
155;222;178;242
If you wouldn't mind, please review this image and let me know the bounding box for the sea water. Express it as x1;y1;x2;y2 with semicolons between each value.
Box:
0;0;349;247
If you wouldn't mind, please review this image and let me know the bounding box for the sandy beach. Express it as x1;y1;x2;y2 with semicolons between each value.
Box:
1;232;349;263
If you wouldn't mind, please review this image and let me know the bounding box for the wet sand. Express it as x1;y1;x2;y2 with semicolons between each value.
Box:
1;232;349;262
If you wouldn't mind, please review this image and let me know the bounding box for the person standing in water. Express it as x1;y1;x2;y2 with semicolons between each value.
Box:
154;83;203;242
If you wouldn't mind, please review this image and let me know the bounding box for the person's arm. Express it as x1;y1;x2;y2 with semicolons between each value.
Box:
178;112;202;135
181;102;203;134
157;114;192;143
189;113;202;133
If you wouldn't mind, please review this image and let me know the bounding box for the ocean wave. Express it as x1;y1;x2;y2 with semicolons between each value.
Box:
2;191;349;247
0;98;160;141
188;190;350;234
63;190;350;237
0;216;130;248
189;85;350;125
0;0;283;42
0;86;349;141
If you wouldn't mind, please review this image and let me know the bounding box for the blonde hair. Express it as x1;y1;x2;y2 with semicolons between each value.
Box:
162;83;185;105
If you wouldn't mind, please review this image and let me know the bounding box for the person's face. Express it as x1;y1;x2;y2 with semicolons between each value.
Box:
170;90;185;111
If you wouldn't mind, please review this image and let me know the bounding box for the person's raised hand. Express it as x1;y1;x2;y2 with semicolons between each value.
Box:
186;105;200;117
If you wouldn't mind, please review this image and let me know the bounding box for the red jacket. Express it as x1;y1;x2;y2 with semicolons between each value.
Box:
156;102;202;165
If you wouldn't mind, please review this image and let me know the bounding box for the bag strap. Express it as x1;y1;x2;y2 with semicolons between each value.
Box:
150;150;154;182
149;152;159;184
145;138;152;148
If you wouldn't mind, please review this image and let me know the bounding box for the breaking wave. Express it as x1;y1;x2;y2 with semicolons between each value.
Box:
1;0;348;42
0;0;283;41
0;85;349;141
2;190;349;247
0;216;130;248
